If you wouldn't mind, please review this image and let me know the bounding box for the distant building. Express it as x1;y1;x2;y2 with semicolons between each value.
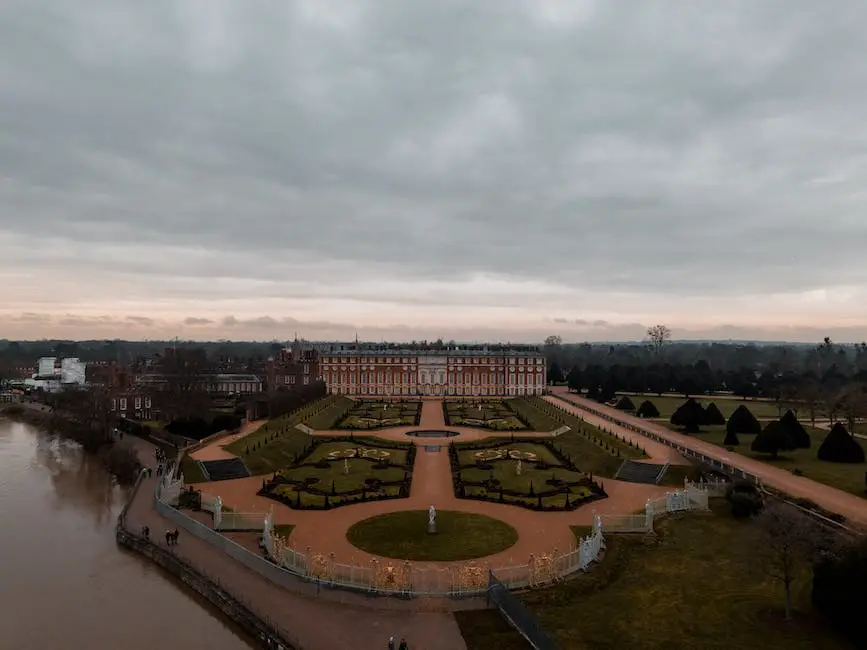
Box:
265;343;318;391
318;344;546;397
32;356;87;392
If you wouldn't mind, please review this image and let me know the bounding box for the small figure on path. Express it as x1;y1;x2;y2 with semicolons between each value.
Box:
398;638;408;650
388;635;395;650
172;528;179;545
141;525;149;539
165;530;173;546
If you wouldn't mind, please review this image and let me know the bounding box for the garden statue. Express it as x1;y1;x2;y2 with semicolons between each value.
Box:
428;504;437;534
343;458;350;475
516;459;523;476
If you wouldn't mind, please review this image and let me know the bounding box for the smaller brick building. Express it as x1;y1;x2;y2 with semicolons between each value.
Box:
265;344;319;392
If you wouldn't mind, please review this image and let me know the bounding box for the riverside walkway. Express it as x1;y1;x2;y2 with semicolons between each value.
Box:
123;440;468;650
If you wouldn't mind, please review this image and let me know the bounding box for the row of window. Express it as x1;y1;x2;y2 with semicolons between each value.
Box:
328;385;545;396
111;396;152;411
322;356;544;366
328;372;544;386
282;375;311;385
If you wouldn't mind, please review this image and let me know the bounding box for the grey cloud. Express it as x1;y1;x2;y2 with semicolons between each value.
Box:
2;1;867;331
126;315;154;326
184;317;213;326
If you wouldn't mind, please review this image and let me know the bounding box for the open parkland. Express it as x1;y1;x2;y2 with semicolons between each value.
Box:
117;389;867;650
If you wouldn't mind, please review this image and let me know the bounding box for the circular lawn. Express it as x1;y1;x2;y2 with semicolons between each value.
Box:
346;510;518;561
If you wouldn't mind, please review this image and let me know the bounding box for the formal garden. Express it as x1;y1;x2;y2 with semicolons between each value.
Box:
443;399;527;431
257;437;415;509
332;399;421;430
346;510;519;561
449;438;607;510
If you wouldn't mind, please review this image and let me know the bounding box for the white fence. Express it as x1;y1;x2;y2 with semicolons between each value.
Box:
685;477;729;498
599;486;711;534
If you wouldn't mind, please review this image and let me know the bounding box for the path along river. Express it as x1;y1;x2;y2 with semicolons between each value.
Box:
0;419;252;650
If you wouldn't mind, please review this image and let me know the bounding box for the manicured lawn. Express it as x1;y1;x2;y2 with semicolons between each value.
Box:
260;439;414;509
336;399;421;430
444;399;526;431
346;510;518;561
507;397;562;432
456;502;857;650
625;394;782;419
303;396;355;430
664;424;867;498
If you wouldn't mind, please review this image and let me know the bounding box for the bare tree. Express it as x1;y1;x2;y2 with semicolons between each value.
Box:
158;348;210;420
756;501;822;621
795;378;822;428
837;382;867;432
50;387;115;449
646;324;672;357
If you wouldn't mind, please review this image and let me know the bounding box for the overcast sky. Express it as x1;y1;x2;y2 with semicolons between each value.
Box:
2;1;867;343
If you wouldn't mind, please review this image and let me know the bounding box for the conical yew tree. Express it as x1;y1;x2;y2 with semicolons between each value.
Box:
779;410;811;449
726;405;762;435
751;420;796;459
670;398;708;433
704;402;726;426
637;400;660;418
818;423;865;463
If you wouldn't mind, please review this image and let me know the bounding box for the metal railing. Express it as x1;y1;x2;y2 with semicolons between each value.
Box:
488;572;560;650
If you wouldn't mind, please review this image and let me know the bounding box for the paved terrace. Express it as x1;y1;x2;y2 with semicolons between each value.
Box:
550;387;867;528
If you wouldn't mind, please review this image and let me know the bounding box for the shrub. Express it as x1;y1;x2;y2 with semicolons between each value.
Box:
726;405;761;435
670;398;708;433
726;480;763;518
636;400;660;418
751;420;796;459
723;429;740;446
614;395;635;411
704;402;726;425
778;410;811;449
817;423;865;463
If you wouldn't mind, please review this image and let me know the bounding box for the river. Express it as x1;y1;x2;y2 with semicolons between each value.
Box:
0;419;253;650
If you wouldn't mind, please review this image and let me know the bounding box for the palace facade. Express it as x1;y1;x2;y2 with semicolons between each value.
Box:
319;347;546;397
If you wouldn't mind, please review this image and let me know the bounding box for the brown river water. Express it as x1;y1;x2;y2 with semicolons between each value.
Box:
0;419;253;650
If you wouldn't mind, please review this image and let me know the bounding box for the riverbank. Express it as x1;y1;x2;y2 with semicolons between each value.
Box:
116;471;291;649
1;402;142;484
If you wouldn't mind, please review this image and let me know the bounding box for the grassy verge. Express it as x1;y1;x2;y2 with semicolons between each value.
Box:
223;396;341;475
180;453;208;483
457;501;856;650
507;397;561;431
346;510;518;561
303;396;355;430
273;524;295;539
663;424;867;497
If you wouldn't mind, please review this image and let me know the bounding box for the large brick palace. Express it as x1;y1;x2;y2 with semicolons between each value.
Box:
318;344;546;397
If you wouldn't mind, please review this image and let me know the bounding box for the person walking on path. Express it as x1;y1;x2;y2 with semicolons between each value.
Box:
398;638;408;650
388;635;395;650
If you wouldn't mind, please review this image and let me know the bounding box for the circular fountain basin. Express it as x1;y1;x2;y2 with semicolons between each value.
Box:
405;430;460;438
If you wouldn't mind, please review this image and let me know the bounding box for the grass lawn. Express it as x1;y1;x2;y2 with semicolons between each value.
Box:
303;396;355;430
664;424;867;498
506;397;562;432
445;399;526;431
346;510;518;561
456;502;857;650
624;394;782;419
272;524;295;539
336;399;421;430
180;453;208;483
